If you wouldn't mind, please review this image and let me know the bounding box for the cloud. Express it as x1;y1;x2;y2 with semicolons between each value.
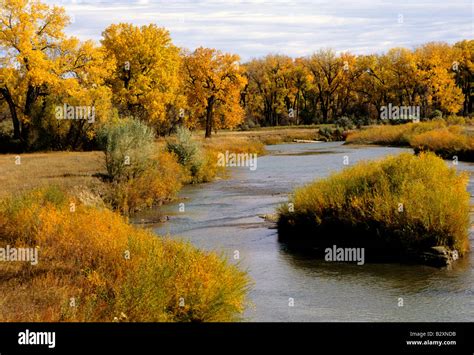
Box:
46;0;473;60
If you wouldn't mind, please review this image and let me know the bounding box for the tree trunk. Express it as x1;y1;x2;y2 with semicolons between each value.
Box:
22;85;38;143
205;96;215;138
0;87;21;139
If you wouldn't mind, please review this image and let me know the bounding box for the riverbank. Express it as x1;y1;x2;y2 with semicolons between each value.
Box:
0;132;264;321
345;120;474;162
0;125;332;201
0;186;250;322
0;133;266;202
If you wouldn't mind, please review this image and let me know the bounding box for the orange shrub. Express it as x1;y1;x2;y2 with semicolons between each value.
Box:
112;151;186;214
0;187;250;322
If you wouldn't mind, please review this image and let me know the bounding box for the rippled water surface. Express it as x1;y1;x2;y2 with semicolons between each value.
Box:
135;142;474;322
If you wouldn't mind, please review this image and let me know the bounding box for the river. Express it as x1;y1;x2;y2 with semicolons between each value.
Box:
134;142;474;322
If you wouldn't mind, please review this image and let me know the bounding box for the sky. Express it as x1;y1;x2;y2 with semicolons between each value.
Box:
46;0;473;61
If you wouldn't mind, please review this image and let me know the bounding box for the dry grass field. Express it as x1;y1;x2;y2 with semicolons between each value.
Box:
0;151;106;198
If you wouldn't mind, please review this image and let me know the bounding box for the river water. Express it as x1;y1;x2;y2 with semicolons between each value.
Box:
136;142;474;322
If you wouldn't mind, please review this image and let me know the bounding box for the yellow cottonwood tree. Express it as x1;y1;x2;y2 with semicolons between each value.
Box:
0;0;69;141
183;47;246;138
0;0;114;149
415;42;463;115
453;40;474;115
101;23;184;134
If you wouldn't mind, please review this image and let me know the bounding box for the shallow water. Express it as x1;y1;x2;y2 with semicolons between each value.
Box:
135;142;474;322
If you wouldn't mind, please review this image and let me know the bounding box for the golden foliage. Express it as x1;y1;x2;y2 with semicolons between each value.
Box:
110;151;186;214
183;47;247;137
278;153;470;255
0;187;250;322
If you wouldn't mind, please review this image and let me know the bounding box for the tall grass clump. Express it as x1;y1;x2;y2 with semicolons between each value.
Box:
0;187;250;322
345;121;447;146
278;153;470;261
410;126;474;161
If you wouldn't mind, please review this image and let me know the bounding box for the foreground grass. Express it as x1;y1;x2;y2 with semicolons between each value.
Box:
278;153;470;263
346;120;474;161
0;187;250;322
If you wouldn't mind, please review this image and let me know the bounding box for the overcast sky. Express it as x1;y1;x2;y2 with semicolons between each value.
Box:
46;0;473;61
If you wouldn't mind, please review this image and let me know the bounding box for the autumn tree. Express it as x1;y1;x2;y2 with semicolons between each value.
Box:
354;54;397;120
415;42;463;115
453;40;474;116
183;47;246;138
303;49;348;123
243;55;296;126
0;0;113;149
0;0;69;142
101;23;184;135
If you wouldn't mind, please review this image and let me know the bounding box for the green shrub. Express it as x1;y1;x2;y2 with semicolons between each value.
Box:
335;116;354;130
429;109;443;120
98;118;155;181
318;127;344;141
278;153;470;259
166;127;204;181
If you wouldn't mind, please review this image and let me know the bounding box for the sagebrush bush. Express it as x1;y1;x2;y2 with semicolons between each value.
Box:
318;127;344;141
0;187;250;322
335;116;354;130
98;118;156;181
166;127;204;181
278;153;470;257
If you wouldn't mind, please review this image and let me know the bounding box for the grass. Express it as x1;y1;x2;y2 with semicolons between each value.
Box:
410;126;474;161
0;134;267;210
345;120;474;161
0;186;250;322
200;127;327;145
278;152;470;261
0;151;106;199
200;135;266;155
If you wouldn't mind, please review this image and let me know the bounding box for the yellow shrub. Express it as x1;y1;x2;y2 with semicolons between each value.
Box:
346;121;447;146
191;149;226;183
409;126;473;153
110;151;186;214
0;187;250;322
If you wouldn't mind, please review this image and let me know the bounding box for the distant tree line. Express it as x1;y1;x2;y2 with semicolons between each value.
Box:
1;0;472;151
